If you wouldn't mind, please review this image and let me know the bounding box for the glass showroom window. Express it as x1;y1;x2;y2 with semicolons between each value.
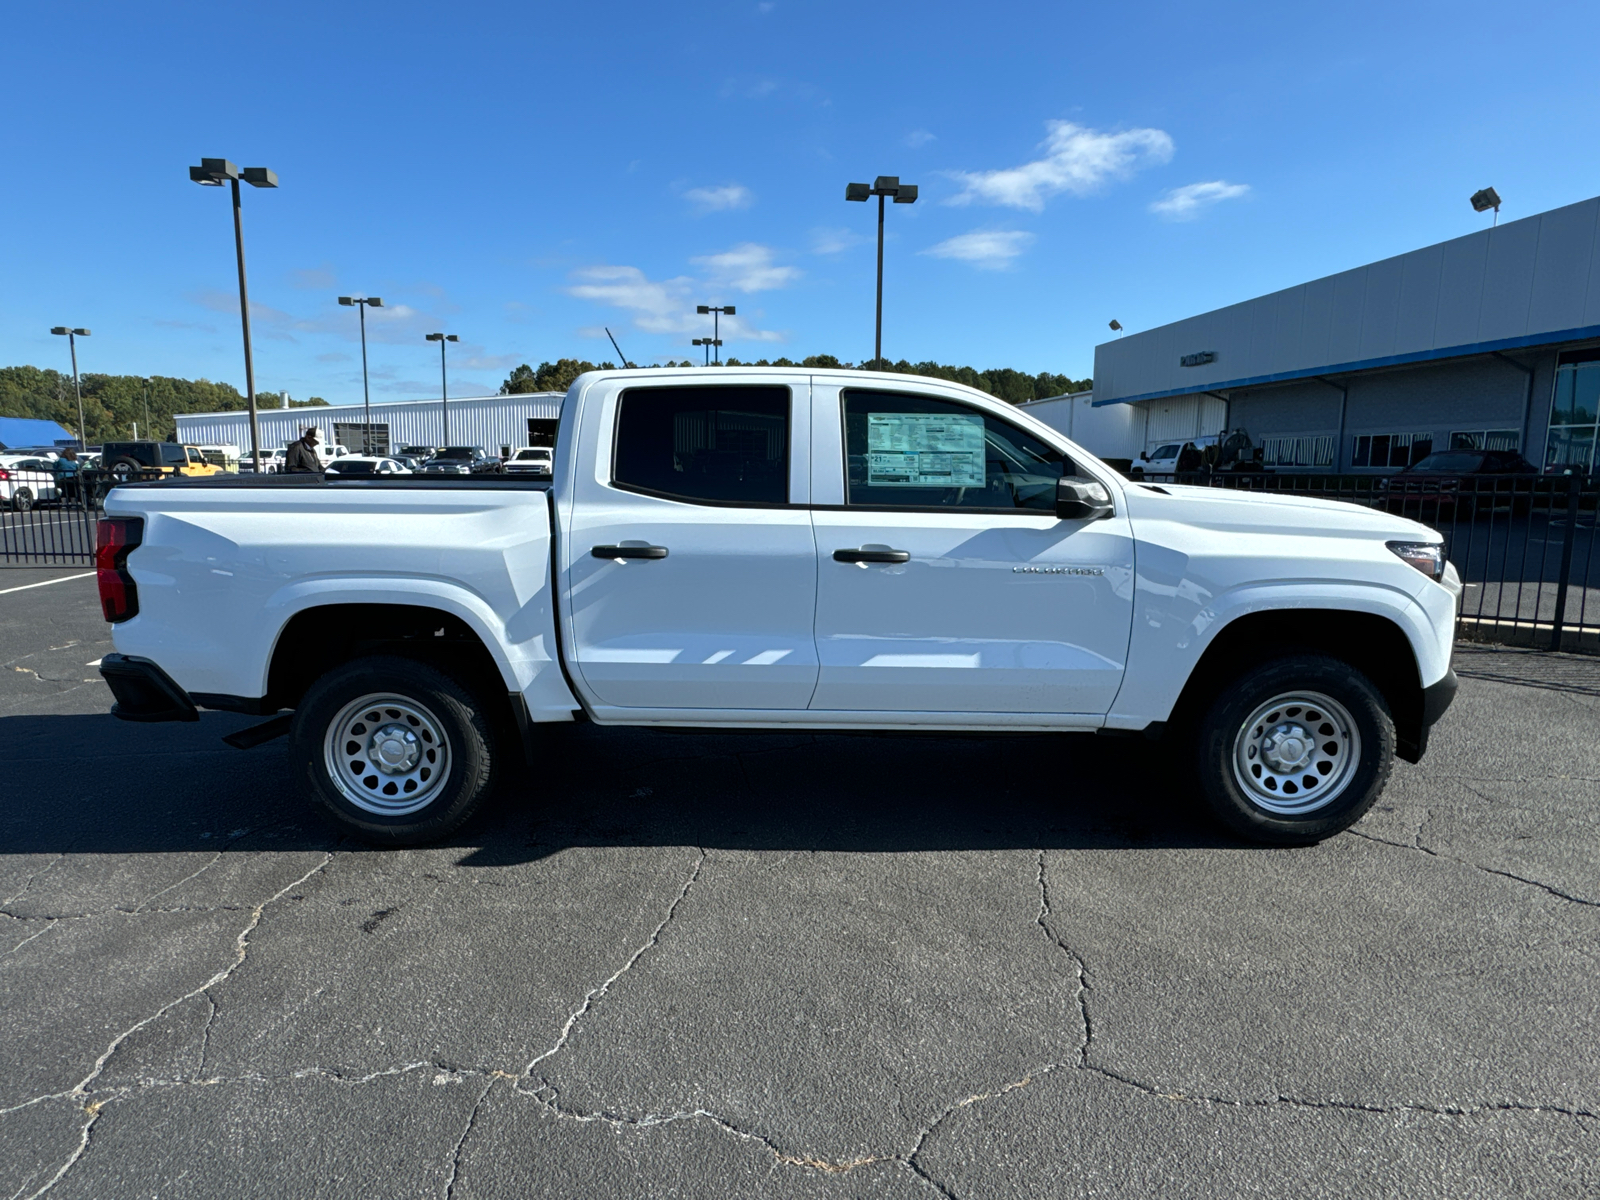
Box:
1545;360;1599;474
1351;432;1433;469
1450;429;1521;452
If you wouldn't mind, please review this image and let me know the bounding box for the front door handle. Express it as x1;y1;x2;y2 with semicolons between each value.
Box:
592;545;669;560
833;548;910;564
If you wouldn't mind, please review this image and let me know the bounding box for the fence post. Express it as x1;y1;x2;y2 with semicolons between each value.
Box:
1549;473;1581;651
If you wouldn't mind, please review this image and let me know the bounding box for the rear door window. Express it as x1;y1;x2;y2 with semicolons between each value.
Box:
613;385;790;505
842;390;1070;512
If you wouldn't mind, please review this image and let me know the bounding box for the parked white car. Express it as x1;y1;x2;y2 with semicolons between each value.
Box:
0;455;62;511
324;456;413;476
505;447;553;476
98;367;1460;849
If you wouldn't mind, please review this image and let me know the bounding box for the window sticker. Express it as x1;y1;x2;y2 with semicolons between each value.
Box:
865;412;986;487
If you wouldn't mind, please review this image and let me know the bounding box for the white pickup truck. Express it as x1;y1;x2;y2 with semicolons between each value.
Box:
96;367;1460;846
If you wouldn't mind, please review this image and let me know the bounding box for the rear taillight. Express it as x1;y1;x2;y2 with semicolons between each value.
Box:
96;517;144;622
0;468;10;481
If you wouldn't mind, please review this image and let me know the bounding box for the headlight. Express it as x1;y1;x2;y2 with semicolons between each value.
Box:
1387;541;1445;581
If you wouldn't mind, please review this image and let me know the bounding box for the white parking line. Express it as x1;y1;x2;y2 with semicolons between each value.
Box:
0;572;95;596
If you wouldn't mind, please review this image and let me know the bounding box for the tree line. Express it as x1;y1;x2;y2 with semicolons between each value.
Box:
501;358;1091;404
0;366;327;444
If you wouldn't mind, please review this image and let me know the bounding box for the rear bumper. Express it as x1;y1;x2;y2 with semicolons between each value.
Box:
98;654;199;723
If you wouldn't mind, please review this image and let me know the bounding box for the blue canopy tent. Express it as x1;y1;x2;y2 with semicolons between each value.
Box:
0;417;78;451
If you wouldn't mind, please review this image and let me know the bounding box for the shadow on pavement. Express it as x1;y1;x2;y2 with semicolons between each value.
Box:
1;711;1237;860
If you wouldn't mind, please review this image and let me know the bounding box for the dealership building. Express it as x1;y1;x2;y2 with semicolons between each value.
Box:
1090;194;1600;474
175;392;565;457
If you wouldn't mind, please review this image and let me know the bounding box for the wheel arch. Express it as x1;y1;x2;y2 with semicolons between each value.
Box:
264;602;512;718
1167;608;1430;762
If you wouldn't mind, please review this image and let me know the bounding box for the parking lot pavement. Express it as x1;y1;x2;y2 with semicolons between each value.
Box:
2;580;1597;1199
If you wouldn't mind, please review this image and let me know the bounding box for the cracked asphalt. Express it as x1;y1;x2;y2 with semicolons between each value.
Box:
3;566;1598;1198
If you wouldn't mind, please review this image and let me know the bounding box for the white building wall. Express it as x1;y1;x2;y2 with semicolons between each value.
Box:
1139;395;1229;448
1093;194;1600;404
1019;392;1141;461
175;394;564;453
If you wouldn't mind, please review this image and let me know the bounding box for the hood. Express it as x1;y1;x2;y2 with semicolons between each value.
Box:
1122;480;1440;541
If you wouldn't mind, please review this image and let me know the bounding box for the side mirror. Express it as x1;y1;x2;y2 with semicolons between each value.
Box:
1139;451;1149;461
1056;476;1115;521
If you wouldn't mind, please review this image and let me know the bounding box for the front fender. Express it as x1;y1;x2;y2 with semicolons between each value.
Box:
1106;578;1449;729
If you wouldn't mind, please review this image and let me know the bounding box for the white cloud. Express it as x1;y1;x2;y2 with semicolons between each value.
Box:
1149;180;1250;220
920;230;1035;270
946;120;1174;212
810;226;862;255
566;264;785;342
905;129;936;148
684;183;754;212
690;243;801;293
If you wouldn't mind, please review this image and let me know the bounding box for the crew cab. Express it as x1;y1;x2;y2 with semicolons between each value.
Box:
94;368;1460;847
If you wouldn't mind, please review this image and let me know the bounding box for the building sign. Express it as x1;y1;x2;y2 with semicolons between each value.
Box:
1180;351;1216;368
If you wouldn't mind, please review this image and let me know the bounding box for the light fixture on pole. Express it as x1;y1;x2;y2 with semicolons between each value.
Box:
1470;187;1502;227
425;333;459;446
694;305;735;363
189;157;277;472
845;175;918;367
49;327;91;450
338;296;384;453
1108;319;1124;335
692;337;722;366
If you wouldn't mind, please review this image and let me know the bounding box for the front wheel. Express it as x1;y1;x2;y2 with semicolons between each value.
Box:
1194;655;1394;845
290;656;499;845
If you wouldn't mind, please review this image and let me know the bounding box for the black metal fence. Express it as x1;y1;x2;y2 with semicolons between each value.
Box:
6;463;1596;654
1136;470;1600;653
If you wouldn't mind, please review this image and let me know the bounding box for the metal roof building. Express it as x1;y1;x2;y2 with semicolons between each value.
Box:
175;393;564;456
1092;194;1600;473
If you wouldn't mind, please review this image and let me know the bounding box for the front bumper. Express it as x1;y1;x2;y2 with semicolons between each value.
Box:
99;654;198;722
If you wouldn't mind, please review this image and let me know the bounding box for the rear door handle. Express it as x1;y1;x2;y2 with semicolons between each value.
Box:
833;548;910;564
592;545;669;560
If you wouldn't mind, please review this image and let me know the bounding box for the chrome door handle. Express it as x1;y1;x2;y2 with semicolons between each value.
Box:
592;545;669;559
833;548;910;564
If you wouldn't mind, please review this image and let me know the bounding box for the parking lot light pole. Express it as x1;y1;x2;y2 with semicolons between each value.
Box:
339;296;384;453
845;175;918;367
425;333;458;446
692;337;722;366
189;158;277;472
695;305;735;363
49;327;91;450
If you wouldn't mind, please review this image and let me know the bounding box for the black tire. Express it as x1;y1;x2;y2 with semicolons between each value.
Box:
12;488;33;514
290;655;499;845
108;457;141;484
1194;654;1394;846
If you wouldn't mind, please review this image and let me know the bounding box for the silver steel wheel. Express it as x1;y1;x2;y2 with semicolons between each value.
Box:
323;692;452;817
1231;690;1361;816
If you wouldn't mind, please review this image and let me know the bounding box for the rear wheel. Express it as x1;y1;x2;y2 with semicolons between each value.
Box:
291;656;498;845
1194;655;1394;845
11;488;33;513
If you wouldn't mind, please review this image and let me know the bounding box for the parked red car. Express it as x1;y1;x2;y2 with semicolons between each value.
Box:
1378;449;1539;517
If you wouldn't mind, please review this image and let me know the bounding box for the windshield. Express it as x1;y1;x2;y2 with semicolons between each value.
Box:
435;447;476;459
331;460;376;474
514;449;549;460
1410;452;1484;472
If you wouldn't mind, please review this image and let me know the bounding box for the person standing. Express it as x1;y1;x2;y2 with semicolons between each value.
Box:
284;426;324;474
53;447;81;503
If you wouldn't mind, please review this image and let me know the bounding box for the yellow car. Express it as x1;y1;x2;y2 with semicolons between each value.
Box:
101;441;225;483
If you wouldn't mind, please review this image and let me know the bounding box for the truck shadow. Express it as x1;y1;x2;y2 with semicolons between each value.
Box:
0;713;1239;858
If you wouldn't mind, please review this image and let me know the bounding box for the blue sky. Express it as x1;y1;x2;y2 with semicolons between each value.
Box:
4;1;1598;403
